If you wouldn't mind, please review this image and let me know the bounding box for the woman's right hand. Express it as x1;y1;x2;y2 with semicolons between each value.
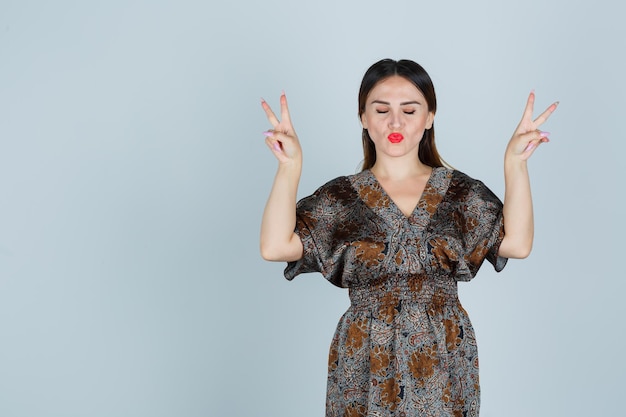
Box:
261;92;302;165
259;92;304;262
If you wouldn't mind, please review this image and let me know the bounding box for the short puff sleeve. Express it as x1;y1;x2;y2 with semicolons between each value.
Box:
454;173;508;280
284;176;356;287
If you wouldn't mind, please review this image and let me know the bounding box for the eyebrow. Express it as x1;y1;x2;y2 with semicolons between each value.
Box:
370;100;422;105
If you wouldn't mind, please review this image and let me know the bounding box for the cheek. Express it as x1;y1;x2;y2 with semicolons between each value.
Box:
409;115;431;131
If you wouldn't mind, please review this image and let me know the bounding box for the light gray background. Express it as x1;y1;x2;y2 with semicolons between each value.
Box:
0;1;623;416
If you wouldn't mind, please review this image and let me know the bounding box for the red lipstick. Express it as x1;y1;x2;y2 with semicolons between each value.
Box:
388;133;404;143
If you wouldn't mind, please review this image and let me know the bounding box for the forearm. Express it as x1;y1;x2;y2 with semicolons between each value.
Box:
499;158;534;258
260;162;304;261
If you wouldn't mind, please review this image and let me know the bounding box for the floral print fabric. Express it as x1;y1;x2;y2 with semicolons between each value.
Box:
285;167;507;417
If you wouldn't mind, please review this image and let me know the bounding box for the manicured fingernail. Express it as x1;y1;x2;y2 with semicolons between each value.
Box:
263;130;273;137
539;131;550;138
525;143;536;152
273;142;281;152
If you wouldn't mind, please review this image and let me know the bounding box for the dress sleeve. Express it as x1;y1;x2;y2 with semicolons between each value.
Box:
283;177;353;287
457;177;508;280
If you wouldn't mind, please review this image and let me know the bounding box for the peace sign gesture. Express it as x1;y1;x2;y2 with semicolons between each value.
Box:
261;92;302;166
506;91;559;161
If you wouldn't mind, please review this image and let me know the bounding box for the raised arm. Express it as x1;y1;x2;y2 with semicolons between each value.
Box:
498;91;558;259
259;92;304;262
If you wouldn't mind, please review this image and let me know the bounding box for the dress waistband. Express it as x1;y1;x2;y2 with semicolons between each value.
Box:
348;275;459;310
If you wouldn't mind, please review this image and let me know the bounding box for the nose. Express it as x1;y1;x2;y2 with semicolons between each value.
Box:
389;111;402;129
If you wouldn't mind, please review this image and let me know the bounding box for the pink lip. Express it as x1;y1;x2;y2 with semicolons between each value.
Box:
388;133;404;143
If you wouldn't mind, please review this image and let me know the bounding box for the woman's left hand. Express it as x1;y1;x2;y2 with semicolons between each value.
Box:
506;91;559;161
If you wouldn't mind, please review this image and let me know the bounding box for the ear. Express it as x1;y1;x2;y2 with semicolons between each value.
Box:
426;112;434;129
360;113;368;129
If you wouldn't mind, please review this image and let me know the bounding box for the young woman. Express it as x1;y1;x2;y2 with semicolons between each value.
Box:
260;59;557;416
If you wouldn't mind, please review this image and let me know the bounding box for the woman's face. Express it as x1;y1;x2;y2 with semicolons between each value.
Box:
360;75;434;160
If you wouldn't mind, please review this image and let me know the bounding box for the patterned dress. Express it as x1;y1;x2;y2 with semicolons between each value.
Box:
285;167;507;417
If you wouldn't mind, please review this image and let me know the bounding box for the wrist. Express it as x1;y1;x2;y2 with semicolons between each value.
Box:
504;155;528;172
277;158;302;173
276;160;302;186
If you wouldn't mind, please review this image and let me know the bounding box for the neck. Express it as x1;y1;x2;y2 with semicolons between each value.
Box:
371;158;431;180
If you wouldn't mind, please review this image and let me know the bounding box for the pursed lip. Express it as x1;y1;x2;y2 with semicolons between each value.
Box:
388;133;404;143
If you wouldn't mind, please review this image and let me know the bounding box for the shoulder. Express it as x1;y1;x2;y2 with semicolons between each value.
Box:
311;175;355;199
297;174;360;210
317;174;352;190
449;169;482;188
447;169;500;205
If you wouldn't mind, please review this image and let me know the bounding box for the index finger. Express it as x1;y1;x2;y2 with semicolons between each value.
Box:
520;91;536;123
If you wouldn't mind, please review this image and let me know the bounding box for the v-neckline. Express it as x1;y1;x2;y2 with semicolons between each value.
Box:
366;167;437;220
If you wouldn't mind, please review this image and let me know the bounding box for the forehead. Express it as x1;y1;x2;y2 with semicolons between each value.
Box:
368;75;425;101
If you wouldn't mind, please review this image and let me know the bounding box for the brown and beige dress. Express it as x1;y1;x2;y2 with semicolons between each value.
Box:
285;167;507;417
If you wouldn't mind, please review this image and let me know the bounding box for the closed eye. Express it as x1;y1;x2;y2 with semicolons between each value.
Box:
404;110;415;115
376;110;389;114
